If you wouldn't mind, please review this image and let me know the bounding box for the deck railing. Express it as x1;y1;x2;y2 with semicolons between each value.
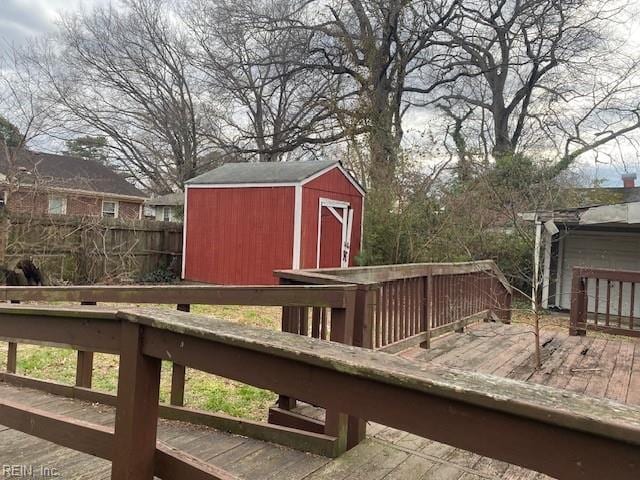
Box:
0;305;638;480
0;284;359;457
277;260;512;353
570;267;640;338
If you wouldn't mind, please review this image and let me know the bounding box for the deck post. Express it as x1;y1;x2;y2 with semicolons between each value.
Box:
347;286;376;448
569;270;587;336
112;322;162;480
6;342;16;373
75;301;97;388
324;305;354;454
352;285;375;349
170;304;190;407
7;300;19;373
75;351;94;388
276;278;298;410
422;275;433;349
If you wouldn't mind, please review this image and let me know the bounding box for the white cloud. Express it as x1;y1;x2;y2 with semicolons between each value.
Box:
0;0;108;43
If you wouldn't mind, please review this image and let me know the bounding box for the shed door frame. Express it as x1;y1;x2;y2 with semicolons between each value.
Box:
316;197;352;268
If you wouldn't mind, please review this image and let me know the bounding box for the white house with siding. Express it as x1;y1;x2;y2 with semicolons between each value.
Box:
523;173;640;316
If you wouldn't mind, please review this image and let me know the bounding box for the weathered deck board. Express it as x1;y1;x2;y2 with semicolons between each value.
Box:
405;322;640;407
2;321;640;479
0;382;546;480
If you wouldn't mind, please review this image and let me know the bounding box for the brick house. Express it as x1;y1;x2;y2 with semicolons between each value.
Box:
0;149;147;220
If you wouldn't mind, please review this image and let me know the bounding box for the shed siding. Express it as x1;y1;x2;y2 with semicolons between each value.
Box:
300;168;363;269
185;187;295;285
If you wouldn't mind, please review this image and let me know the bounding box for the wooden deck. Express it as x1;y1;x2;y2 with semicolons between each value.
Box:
400;322;640;406
1;321;639;479
0;381;548;480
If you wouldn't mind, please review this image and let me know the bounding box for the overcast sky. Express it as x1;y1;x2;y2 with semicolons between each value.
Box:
3;0;639;186
0;0;108;43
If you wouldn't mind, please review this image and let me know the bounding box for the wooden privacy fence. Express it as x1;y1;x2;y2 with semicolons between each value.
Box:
0;284;358;457
277;260;512;353
0;305;638;480
570;267;640;338
3;213;183;283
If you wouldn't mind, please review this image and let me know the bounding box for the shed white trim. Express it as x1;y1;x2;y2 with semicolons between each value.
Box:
186;182;297;189
292;185;302;269
316;197;351;268
185;164;365;197
181;186;189;279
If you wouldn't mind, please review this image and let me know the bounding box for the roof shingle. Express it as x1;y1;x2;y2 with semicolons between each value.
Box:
186;160;340;185
0;149;145;198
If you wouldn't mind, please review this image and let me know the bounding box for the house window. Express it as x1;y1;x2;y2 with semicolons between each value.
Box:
162;206;172;222
48;196;67;215
102;200;118;218
143;205;155;218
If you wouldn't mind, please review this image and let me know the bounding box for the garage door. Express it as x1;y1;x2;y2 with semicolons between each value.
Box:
558;231;640;316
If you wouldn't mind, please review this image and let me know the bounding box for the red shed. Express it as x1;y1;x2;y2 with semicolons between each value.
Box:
182;160;365;285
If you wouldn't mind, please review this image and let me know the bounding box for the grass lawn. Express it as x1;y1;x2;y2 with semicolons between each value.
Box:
1;304;281;421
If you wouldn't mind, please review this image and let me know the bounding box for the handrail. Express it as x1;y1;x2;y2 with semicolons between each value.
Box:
276;260;512;293
570;266;640;337
572;267;640;283
1;306;637;479
0;283;360;457
0;284;356;308
275;261;512;352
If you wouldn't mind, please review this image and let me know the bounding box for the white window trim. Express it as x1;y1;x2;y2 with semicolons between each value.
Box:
162;206;173;222
102;199;119;219
48;195;67;215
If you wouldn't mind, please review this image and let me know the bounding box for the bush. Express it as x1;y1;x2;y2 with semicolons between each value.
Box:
137;266;179;284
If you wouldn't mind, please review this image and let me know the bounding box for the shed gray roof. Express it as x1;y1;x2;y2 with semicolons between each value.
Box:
186;160;340;185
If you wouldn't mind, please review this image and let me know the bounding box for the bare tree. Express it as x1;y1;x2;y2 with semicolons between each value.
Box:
37;0;214;192
295;0;458;189
421;0;640;173
0;41;62;210
187;0;345;162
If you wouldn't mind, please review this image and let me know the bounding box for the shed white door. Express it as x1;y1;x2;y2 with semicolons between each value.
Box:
317;198;352;268
558;231;640;316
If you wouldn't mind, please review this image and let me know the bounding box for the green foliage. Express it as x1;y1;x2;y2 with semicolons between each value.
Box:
359;151;560;294
138;266;179;284
0;116;23;147
359;158;441;265
65;135;109;163
493;153;537;191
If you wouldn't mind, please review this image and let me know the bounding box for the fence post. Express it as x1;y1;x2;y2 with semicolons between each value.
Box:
570;270;587;336
112;322;162;480
170;304;190;407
